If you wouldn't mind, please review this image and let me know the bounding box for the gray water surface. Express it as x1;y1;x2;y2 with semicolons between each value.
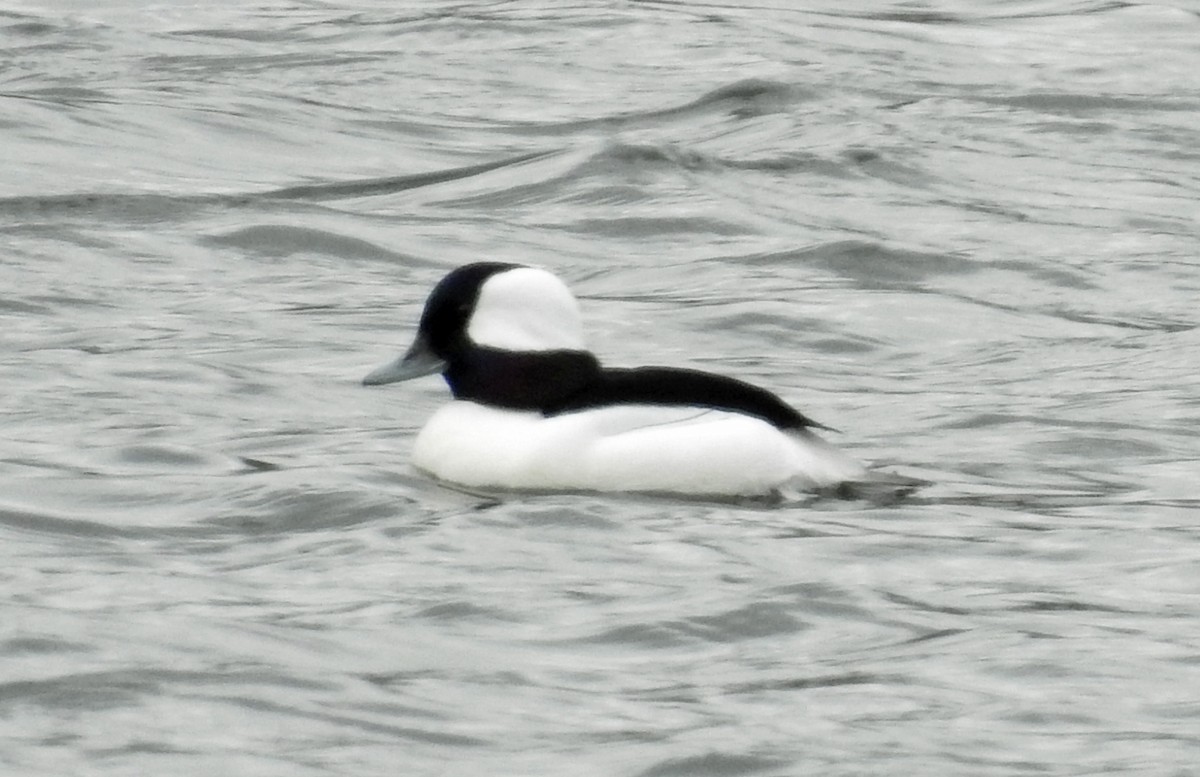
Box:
3;2;1199;775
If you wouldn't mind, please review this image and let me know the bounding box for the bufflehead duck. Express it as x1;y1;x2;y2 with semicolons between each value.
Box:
363;262;874;498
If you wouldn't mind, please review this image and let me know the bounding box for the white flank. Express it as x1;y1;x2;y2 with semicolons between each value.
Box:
411;401;867;497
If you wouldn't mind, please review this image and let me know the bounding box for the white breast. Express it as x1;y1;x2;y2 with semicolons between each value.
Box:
410;401;866;497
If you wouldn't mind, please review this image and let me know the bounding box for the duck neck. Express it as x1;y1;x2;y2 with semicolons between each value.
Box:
444;347;602;411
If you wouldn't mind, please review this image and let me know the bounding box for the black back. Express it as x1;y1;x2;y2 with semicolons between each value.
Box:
546;365;829;431
445;351;828;432
418;263;829;432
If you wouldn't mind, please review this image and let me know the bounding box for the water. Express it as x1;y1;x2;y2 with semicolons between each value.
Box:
3;1;1199;774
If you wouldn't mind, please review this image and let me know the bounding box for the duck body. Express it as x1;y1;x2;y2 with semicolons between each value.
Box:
364;262;870;498
412;401;863;496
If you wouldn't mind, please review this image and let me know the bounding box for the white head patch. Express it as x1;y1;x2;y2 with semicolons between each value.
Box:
467;267;586;351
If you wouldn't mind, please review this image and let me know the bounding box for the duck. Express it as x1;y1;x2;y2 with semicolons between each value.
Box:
363;262;882;498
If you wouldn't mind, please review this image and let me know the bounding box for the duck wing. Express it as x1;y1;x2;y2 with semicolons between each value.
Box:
548;366;834;431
